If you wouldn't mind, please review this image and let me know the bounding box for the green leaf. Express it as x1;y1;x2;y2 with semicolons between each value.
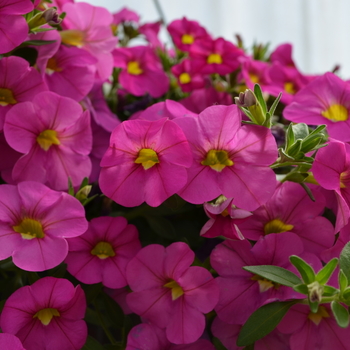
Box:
237;301;296;346
316;258;338;284
340;242;350;282
20;39;57;46
309;301;319;313
292;123;309;140
293;284;308;294
268;92;282;117
285;124;295;151
253;84;267;115
81;336;105;350
212;337;228;350
339;270;348;292
331;301;349;328
287;139;302;158
68;177;75;196
243;265;302;287
323;285;339;296
100;291;125;328
289;255;316;284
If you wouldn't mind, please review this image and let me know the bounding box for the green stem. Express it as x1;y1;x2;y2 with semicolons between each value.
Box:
93;300;118;345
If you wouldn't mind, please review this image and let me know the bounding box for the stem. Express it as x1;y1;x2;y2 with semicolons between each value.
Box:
93;300;118;345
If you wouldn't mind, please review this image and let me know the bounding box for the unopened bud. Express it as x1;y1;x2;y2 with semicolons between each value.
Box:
234;89;256;107
308;281;324;303
42;8;62;25
75;185;92;202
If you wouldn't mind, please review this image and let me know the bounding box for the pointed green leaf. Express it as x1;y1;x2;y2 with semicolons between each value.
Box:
340;242;350;281
331;301;349;328
268;92;282;117
253;84;267;114
290;255;315;284
292;123;309;140
293;284;308;294
243;265;302;287
285;124;295;151
21;39;57;46
339;270;348;292
237;301;296;346
323;285;339;296
316;258;338;284
309;301;319;313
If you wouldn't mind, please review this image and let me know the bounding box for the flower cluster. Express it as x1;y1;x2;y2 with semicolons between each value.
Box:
1;1;350;350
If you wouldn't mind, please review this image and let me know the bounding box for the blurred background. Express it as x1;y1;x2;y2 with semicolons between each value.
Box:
78;0;350;78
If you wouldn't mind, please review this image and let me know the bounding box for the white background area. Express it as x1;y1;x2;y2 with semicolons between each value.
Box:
78;0;350;79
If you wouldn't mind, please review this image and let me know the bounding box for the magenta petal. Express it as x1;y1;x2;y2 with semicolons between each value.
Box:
0;334;25;350
0;15;28;54
0;223;22;260
12;236;68;271
166;298;205;344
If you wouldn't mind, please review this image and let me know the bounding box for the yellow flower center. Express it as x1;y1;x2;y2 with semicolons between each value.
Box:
207;53;223;65
91;241;115;259
135;148;159;170
13;218;45;240
164;280;184;300
179;72;191;84
251;274;281;292
37;130;60;151
127;61;143;75
264;218;294;235
284;82;296;94
46;57;63;74
321;104;348;122
340;171;350;188
33;308;60;326
201;150;233;172
249;73;260;84
308;306;330;326
0;88;17;106
60;30;85;47
181;34;194;45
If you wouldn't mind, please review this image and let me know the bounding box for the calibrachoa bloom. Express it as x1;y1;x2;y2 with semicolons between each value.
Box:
0;56;47;131
0;0;33;54
126;323;215;350
65;216;141;288
126;242;219;344
0;181;88;271
283;72;350;141
99;117;192;207
175;104;278;209
238;181;335;254
210;234;304;325
277;304;349;350
4;91;92;190
60;2;118;81
113;45;170;98
1;277;87;350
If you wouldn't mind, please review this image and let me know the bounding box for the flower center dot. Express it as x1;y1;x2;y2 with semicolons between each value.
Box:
13;218;45;240
321;104;348;122
201;150;233;172
91;241;115;259
135;148;159;169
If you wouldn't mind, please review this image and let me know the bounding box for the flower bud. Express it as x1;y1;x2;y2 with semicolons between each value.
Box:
308;281;324;303
234;89;256;107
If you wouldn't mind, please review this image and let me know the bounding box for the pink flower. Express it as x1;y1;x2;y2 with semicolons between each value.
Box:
175;105;277;210
0;56;47;131
126;242;219;344
278;304;349;350
99;118;192;207
0;181;87;271
4;91;92;190
171;59;206;92
238;57;271;90
113;7;140;25
167;17;211;52
210;234;303;325
113;46;169;98
126;322;215;350
238;181;335;255
65;216;141;288
179;87;232;113
60;2;118;81
312;140;350;231
0;0;33;54
200;196;252;240
1;277;87;350
139;21;163;48
283;72;350;141
189;37;245;75
0;334;26;350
